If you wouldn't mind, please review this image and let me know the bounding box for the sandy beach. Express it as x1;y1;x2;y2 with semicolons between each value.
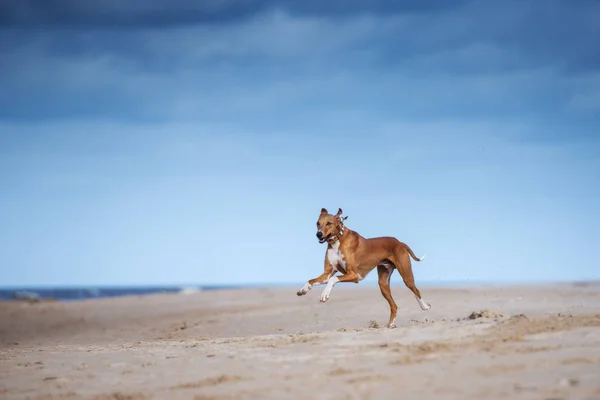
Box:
1;282;600;400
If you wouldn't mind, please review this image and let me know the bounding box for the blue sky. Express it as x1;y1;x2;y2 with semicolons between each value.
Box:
1;0;599;287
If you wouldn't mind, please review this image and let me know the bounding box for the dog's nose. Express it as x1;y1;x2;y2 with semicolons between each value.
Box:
316;231;323;239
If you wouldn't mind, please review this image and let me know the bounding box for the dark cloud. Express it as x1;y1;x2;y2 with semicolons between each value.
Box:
0;0;598;129
0;0;470;28
359;1;600;75
3;0;597;74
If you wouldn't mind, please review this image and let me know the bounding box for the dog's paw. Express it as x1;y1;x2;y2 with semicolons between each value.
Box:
319;290;331;303
387;323;397;329
297;283;312;296
416;296;432;311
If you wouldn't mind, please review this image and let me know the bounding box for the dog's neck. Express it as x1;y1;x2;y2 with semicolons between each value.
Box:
327;226;346;245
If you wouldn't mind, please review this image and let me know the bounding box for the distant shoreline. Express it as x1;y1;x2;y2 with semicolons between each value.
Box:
2;280;598;302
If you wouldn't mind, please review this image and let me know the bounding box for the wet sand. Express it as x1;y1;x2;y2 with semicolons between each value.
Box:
1;282;600;399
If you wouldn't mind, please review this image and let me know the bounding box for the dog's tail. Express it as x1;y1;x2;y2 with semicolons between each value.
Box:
406;244;426;262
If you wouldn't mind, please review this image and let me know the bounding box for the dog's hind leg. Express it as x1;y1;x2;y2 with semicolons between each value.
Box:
377;264;398;328
393;249;431;311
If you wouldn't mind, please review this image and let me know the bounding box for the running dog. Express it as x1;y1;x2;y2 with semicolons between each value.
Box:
296;208;431;328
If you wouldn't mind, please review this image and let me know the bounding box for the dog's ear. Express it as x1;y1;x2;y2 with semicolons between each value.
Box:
335;208;343;217
321;208;328;215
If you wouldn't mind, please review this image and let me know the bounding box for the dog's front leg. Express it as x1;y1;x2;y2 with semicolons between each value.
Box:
320;271;359;303
297;264;334;296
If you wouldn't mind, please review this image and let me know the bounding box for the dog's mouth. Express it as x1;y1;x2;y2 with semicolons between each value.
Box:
318;234;331;244
319;233;331;243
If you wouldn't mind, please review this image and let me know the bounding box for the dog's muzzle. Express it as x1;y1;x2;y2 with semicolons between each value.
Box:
316;231;330;244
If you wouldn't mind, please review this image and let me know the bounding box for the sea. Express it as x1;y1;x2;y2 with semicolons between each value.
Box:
0;280;570;302
0;285;237;302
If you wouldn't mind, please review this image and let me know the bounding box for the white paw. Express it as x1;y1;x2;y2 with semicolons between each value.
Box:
416;296;432;311
387;323;397;329
320;289;331;303
297;283;312;296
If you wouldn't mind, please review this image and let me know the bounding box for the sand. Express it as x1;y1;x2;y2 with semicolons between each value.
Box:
1;282;600;400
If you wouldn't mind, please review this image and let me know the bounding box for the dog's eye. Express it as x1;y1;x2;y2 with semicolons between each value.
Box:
326;222;332;226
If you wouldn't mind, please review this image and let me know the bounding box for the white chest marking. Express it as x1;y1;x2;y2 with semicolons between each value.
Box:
327;242;346;271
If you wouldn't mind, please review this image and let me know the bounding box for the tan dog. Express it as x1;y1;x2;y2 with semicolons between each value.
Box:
297;208;431;328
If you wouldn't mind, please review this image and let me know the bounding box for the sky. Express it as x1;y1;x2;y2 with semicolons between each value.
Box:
1;0;599;287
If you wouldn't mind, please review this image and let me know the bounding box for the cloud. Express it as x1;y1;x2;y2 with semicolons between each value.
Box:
0;0;469;27
0;0;598;134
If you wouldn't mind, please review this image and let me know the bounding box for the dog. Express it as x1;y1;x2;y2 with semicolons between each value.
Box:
296;208;431;328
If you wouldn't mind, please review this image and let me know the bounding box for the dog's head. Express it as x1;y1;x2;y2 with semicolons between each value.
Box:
316;208;345;244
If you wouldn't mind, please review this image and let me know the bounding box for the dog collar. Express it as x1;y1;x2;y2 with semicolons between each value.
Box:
328;227;345;244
